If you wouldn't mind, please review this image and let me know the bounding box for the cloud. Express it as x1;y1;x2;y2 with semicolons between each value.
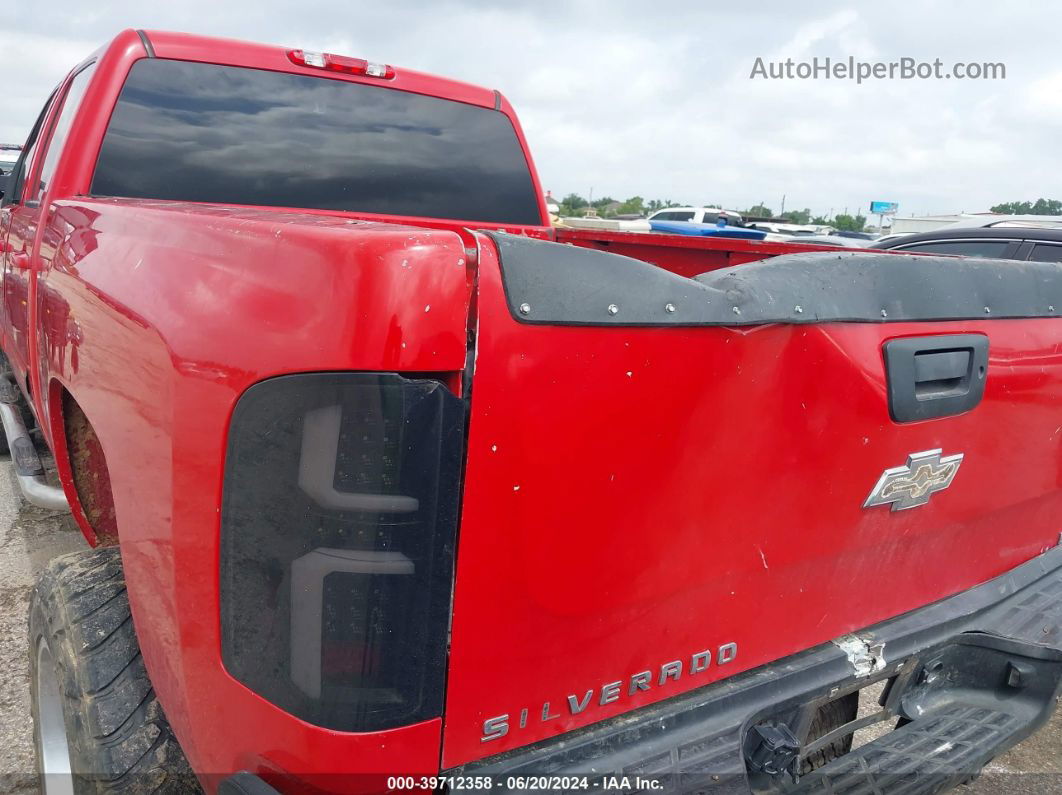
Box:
1025;71;1062;120
2;0;1058;216
0;29;97;134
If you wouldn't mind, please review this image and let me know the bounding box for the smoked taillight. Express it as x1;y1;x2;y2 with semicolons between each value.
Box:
220;373;465;731
287;49;396;80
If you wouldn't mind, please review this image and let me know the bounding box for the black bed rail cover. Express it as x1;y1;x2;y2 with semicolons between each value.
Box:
484;231;1062;326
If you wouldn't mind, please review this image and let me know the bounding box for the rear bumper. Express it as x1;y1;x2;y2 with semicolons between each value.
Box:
449;545;1062;793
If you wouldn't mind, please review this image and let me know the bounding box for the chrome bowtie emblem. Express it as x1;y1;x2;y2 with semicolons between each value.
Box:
864;449;963;511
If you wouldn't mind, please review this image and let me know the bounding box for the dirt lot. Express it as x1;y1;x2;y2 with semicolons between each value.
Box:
0;458;1059;793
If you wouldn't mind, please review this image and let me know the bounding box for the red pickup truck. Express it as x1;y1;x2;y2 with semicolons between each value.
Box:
5;28;1062;795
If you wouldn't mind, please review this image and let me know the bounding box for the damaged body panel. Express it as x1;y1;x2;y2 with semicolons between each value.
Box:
831;635;887;678
441;233;1062;768
449;545;1062;790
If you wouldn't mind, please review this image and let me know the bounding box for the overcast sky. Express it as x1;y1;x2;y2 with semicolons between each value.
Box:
3;0;1059;218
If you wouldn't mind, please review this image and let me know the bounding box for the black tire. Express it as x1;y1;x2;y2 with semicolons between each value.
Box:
801;691;859;774
28;546;199;793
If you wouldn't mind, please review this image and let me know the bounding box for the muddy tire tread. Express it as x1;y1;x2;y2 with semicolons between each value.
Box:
29;546;199;793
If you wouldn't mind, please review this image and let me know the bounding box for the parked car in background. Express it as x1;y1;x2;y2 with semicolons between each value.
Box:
647;206;743;224
568;206;746;233
779;233;867;248
942;214;1062;231
747;222;826;236
872;233;908;246
0;145;21;197
871;225;1062;262
0;145;21;176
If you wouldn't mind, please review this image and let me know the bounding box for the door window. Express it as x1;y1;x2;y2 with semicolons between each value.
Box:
5;88;59;205
1027;243;1062;263
34;63;97;200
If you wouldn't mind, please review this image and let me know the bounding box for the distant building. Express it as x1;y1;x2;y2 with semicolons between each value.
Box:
884;212;1048;235
889;214;977;234
891;212;1062;235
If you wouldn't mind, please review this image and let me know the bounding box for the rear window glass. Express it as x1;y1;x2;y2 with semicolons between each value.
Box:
91;59;542;225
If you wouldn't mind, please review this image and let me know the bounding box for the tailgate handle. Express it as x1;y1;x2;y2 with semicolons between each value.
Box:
913;349;970;397
884;334;988;422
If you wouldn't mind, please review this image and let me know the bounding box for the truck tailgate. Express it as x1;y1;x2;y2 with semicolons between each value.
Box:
441;235;1062;767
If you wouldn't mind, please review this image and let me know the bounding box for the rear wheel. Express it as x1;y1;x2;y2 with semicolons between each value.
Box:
29;546;199;793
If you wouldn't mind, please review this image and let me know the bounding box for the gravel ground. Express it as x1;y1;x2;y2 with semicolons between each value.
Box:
0;458;1059;794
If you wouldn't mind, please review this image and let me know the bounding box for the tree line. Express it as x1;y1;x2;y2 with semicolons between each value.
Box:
555;195;1062;232
556;194;867;231
989;199;1062;215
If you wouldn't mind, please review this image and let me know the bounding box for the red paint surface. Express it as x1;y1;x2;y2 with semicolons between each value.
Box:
34;201;472;789
440;234;1062;766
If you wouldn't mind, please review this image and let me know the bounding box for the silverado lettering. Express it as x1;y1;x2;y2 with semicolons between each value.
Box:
481;643;739;741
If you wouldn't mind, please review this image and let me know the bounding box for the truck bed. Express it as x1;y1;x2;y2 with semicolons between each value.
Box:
554;226;869;277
